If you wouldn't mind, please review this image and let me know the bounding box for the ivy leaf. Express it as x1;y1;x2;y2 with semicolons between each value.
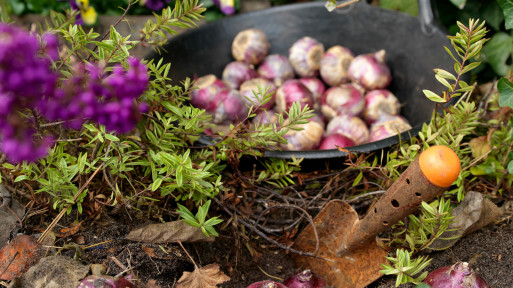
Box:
498;78;513;108
482;32;513;76
482;1;505;31
498;0;513;30
449;0;466;9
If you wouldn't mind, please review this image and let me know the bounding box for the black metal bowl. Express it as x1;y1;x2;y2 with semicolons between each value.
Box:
145;0;457;163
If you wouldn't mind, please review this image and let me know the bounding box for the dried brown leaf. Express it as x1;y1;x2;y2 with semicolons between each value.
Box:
125;220;214;244
176;263;230;288
0;235;42;280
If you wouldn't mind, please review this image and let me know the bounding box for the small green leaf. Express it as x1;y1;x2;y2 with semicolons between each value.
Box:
498;78;513;108
14;175;29;182
434;69;456;81
2;163;16;169
151;178;163;191
507;160;513;174
423;90;446;103
105;134;120;142
352;171;363;187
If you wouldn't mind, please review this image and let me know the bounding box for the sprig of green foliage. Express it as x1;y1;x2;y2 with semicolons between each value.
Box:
177;200;223;237
380;249;431;287
381;199;455;287
423;19;487;103
140;0;206;51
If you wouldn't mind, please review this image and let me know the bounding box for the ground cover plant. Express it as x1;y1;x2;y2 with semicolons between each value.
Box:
0;0;512;287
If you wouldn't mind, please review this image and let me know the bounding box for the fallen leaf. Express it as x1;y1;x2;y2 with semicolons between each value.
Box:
428;191;502;251
54;220;84;238
469;136;491;159
0;234;41;280
125;220;214;244
176;263;230;288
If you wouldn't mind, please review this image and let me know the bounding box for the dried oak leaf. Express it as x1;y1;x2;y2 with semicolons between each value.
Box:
176;263;230;288
0;235;42;280
125;220;214;244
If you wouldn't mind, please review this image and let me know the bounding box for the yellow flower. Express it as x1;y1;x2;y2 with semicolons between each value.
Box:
81;6;97;25
75;0;97;25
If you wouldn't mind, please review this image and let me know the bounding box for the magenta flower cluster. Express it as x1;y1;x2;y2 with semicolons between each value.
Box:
0;23;149;163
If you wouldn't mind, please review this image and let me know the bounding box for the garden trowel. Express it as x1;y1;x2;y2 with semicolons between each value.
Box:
292;145;461;288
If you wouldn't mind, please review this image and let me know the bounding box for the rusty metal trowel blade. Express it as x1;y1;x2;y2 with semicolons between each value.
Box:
292;200;387;288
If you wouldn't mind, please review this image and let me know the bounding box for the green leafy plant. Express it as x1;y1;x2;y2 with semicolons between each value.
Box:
0;0;316;242
380;249;432;286
177;200;223;237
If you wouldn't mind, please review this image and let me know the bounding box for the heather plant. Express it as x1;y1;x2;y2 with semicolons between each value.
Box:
0;0;312;238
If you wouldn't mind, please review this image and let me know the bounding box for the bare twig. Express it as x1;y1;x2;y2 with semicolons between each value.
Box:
213;198;331;262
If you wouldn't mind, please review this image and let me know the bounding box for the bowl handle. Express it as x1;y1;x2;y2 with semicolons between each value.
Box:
418;0;437;36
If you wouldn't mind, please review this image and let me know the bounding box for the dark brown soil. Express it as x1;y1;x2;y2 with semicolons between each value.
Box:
44;203;512;288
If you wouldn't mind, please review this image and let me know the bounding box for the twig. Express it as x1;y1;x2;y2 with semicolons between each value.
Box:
0;251;19;278
177;240;198;268
37;162;105;243
257;266;284;282
335;0;361;9
213;198;331;262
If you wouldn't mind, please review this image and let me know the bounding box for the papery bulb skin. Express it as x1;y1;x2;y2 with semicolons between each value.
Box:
78;275;137;288
232;29;270;65
318;134;355;150
326;114;369;145
321;83;365;120
190;74;228;110
257;54;295;87
275;79;315;114
363;89;401;124
348;49;391;90
246;280;288;288
424;262;490;288
283;269;327;288
222;61;258;90
369;114;412;142
288;37;325;78
210;89;249;124
281;119;324;151
239;78;277;110
299;77;326;110
320;45;354;86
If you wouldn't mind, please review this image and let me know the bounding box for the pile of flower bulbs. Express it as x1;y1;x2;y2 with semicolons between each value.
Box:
190;28;412;151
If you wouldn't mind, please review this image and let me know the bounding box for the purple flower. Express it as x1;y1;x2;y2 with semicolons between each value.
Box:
40;57;148;134
143;0;172;11
0;23;149;163
212;0;236;15
0;24;59;162
1;132;54;164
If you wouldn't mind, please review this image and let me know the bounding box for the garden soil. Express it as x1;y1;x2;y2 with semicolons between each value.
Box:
47;204;512;288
